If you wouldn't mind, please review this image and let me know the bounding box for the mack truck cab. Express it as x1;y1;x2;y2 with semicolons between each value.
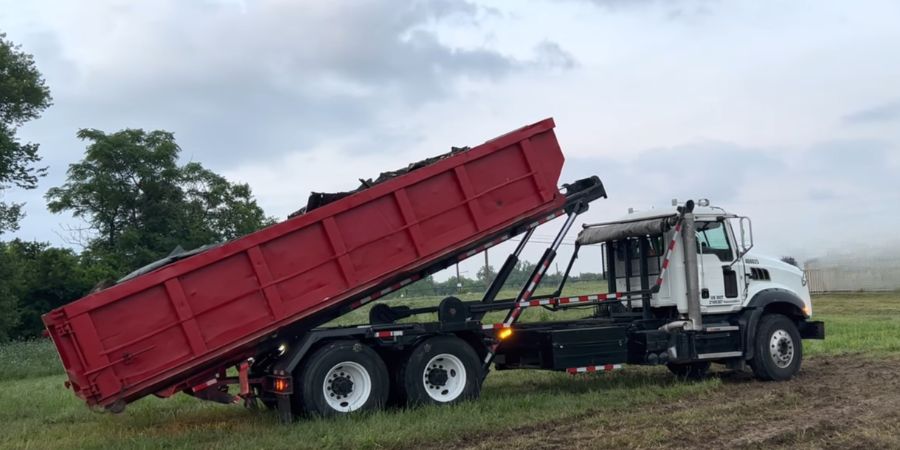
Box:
575;198;823;380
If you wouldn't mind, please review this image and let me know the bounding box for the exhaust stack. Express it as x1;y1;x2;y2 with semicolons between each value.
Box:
680;200;703;330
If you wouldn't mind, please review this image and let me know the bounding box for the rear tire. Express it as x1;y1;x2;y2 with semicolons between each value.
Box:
750;314;802;381
667;361;711;380
293;341;389;416
399;336;482;406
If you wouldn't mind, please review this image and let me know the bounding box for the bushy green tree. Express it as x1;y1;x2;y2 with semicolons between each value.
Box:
476;264;496;284
3;240;92;339
46;128;274;276
0;242;24;341
180;162;276;242
0;33;51;233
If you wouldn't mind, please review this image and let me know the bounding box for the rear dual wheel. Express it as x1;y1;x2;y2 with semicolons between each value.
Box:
294;341;389;417
293;337;483;416
399;336;483;406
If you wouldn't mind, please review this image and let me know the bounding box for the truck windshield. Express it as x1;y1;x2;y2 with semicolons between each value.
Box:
696;221;733;262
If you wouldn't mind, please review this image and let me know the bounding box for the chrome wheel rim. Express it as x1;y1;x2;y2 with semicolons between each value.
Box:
769;329;795;368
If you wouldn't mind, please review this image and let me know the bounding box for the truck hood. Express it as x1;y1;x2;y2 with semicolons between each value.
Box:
745;253;803;276
744;251;811;306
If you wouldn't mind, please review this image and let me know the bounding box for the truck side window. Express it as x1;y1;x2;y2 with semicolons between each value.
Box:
696;221;733;262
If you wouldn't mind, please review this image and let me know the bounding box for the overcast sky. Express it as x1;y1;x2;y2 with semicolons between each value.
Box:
2;0;899;277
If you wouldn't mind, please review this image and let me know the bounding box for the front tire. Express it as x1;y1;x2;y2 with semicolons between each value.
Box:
399;336;482;406
750;314;802;381
294;341;389;416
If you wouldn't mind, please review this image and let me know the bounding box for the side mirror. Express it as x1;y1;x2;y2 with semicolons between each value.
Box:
730;216;754;266
739;216;753;252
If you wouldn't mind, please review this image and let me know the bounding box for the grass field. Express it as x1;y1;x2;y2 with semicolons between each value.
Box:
2;290;899;449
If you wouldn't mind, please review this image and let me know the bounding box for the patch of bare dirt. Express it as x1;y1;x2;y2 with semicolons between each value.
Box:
449;355;900;449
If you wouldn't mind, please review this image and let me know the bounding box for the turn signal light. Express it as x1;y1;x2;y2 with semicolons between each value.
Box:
498;328;513;340
273;378;290;393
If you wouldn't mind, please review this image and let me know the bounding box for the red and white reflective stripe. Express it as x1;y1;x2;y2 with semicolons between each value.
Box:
527;210;564;230
505;259;552;324
375;330;404;339
507;307;523;322
191;378;218;392
350;275;422;309
518;298;554;308
555;292;623;305
459;211;563;262
655;221;682;288
482;323;511;330
458;234;511;261
524;260;552;298
566;364;622;374
515;292;623;308
482;210;565;366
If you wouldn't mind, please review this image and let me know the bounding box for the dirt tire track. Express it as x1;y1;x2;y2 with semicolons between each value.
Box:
446;355;900;449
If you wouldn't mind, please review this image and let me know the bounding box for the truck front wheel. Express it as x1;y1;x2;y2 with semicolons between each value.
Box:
400;336;482;406
750;314;803;381
294;341;389;416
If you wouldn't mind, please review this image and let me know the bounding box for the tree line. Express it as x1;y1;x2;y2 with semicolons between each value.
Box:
395;261;603;299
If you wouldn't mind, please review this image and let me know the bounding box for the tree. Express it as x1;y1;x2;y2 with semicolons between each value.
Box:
3;240;92;339
781;256;799;268
180;162;275;242
506;260;537;288
46;128;274;275
0;242;24;341
476;264;496;284
0;33;52;233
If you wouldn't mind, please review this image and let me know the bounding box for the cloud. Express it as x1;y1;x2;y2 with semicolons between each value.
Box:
843;99;900;124
803;139;893;175
7;0;574;171
563;136;900;261
561;0;717;19
533;40;577;70
565;141;782;206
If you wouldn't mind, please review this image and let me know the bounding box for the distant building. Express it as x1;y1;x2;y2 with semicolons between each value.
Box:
804;248;900;292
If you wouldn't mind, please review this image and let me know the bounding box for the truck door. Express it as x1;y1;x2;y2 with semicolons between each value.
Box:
695;220;742;311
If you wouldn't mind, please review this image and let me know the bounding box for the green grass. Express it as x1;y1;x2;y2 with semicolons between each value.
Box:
0;339;62;381
1;290;898;449
0;365;713;449
806;291;900;356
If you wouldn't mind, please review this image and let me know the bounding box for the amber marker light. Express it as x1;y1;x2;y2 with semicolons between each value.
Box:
273;378;290;393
